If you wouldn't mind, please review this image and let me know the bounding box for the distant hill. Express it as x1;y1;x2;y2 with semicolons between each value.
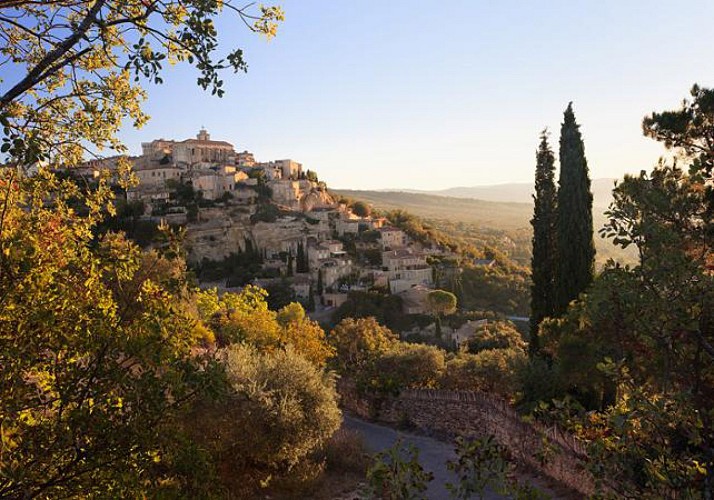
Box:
333;188;637;266
334;190;533;230
399;178;618;207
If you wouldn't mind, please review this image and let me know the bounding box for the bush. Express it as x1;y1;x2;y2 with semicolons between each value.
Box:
369;342;446;395
441;348;526;398
224;344;341;466
466;320;526;353
321;428;369;475
251;202;281;223
517;356;565;412
329;317;397;374
183;344;341;494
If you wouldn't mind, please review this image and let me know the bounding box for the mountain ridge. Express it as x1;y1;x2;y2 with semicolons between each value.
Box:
355;178;618;207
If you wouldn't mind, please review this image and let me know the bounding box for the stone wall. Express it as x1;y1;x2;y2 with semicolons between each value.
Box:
339;382;595;496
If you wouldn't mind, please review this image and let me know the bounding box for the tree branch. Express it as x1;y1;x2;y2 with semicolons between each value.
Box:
0;0;107;109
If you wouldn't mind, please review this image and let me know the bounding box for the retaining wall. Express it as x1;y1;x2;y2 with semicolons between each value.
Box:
339;382;595;496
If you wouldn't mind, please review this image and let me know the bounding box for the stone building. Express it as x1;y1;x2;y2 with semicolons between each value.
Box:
236;150;256;167
134;164;182;188
141;129;235;166
383;248;433;294
189;166;248;200
378;226;407;249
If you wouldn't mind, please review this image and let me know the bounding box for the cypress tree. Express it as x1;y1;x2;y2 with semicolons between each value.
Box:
296;241;308;273
530;129;557;356
555;103;595;315
307;285;316;312
317;269;324;295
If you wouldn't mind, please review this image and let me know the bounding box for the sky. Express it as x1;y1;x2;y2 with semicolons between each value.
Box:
117;0;714;190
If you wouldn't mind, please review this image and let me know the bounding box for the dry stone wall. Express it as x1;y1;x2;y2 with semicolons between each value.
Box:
339;382;595;496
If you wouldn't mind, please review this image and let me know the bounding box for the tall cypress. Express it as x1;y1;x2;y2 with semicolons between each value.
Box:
530;129;557;356
296;242;307;273
555;103;595;315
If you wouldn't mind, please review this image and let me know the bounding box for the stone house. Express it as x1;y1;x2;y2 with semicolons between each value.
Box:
336;217;360;236
290;275;312;300
378;226;407;250
190;166;248;200
323;292;349;309
126;186;171;203
236;150;255;167
308;242;331;271
274;159;302;180
134;164;183;188
320;257;352;289
383;248;433;294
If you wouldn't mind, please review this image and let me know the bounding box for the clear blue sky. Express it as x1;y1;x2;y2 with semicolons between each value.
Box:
118;0;714;190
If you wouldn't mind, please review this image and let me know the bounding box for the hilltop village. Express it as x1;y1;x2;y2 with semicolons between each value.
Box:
78;129;476;329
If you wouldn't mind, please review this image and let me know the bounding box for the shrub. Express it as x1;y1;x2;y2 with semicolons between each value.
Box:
224;344;341;467
369;342;446;395
517;356;566;413
277;302;334;367
466;320;526;353
183;344;341;493
329;317;397;374
442;348;526;398
321;428;369;475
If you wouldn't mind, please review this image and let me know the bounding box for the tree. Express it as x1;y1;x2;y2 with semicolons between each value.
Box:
305;169;318;182
184;344;341;495
307;285;316;312
366;439;433;499
287;251;294;276
0;1;283;166
296;241;308;273
208;285;282;348
446;436;544;499
317;268;324;295
369;343;446;394
329;317;397;374
555;103;595;315
539;86;714;496
332;290;405;331
642;84;714;177
441;349;526;398
264;279;296;311
529;129;557;356
0;3;285;496
0;177;223;497
276;302;334;367
465;320;526;354
351;200;371;218
426;289;457;337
